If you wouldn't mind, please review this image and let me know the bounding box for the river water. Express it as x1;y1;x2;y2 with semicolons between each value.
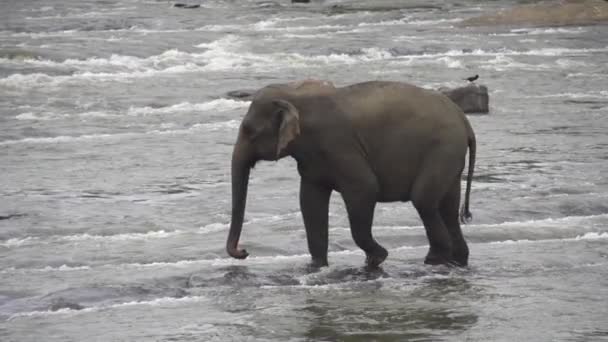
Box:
1;0;607;341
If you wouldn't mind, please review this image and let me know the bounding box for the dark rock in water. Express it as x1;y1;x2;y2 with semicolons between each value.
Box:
50;298;84;311
174;3;200;9
0;49;42;60
0;213;26;220
564;99;608;110
439;84;489;114
292;0;310;3
226;89;257;101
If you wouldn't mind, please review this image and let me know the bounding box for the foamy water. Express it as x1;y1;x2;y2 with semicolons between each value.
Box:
1;0;607;341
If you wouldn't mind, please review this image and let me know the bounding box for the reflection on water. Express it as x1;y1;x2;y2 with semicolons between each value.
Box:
301;275;478;341
199;265;480;341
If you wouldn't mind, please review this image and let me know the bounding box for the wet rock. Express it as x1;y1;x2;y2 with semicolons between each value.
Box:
174;3;200;9
292;0;310;3
226;89;256;101
49;298;84;311
460;0;608;27
0;213;26;220
439;84;489;114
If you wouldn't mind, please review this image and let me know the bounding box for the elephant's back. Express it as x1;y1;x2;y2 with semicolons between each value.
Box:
337;81;469;138
337;81;470;201
338;81;426;105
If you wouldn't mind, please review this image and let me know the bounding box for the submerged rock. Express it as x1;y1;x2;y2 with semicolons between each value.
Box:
226;89;257;101
0;213;26;220
460;0;608;27
326;3;443;15
49;298;84;311
439;84;489;114
0;49;42;60
174;3;200;9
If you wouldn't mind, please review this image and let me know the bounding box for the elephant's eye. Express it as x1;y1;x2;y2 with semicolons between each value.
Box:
242;123;258;140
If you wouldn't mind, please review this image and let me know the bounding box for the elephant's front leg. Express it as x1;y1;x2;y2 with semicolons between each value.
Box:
300;179;331;267
342;186;388;269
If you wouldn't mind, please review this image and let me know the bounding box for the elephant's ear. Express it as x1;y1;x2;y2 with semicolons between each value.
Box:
273;99;300;158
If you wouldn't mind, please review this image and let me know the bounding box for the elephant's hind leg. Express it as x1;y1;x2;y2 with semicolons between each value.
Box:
300;180;331;267
414;204;453;265
411;158;456;265
440;178;469;266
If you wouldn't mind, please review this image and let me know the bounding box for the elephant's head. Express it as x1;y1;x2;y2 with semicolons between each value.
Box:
226;88;301;259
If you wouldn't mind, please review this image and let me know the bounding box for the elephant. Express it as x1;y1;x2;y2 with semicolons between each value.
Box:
225;80;335;101
226;80;476;268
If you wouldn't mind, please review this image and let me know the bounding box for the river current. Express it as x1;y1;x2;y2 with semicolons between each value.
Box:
1;0;607;341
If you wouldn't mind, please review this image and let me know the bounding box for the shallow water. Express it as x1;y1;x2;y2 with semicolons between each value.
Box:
1;0;607;341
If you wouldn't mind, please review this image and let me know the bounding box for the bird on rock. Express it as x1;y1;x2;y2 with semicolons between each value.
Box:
465;74;479;83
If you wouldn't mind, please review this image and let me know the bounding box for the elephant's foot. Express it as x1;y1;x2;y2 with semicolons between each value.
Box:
424;249;452;266
308;257;328;269
425;252;468;267
365;247;388;269
451;252;469;267
451;244;469;267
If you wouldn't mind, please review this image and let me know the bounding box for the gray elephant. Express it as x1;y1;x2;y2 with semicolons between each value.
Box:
226;80;476;268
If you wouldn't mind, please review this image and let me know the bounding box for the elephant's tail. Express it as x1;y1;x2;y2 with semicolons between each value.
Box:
460;120;476;224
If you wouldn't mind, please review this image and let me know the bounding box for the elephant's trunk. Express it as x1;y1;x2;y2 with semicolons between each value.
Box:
226;137;253;259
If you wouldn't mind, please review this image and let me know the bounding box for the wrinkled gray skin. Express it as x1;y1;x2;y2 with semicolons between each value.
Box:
227;80;476;268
